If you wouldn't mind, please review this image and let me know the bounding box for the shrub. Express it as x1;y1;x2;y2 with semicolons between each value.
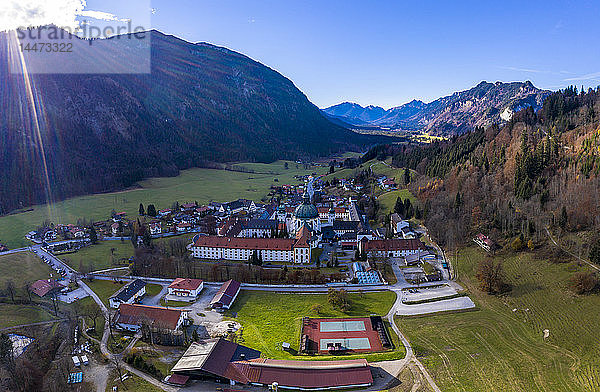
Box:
569;271;598;295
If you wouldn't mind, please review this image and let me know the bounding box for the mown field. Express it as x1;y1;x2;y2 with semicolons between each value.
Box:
227;290;404;362
84;279;125;306
60;241;135;272
398;246;600;392
0;252;55;292
0;161;327;249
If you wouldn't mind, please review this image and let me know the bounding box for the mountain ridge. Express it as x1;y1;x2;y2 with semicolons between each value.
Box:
0;29;388;214
323;81;551;135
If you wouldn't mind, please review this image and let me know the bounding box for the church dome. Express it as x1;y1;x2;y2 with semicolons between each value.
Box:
295;193;319;220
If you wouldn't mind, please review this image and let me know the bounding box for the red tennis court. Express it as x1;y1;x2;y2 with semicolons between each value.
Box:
299;316;392;354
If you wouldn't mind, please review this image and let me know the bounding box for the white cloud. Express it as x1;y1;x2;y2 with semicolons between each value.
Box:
0;0;86;31
0;0;130;32
563;72;600;82
79;10;128;22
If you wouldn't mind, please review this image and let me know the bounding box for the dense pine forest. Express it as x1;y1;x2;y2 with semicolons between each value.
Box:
371;86;600;250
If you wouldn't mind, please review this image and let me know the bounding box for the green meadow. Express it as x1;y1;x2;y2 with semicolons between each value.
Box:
0;161;328;249
398;247;600;392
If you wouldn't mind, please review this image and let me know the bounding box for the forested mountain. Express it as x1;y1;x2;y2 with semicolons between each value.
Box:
0;29;383;214
323;81;550;135
369;86;600;248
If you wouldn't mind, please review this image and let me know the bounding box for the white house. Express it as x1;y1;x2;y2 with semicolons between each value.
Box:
149;221;162;235
109;279;146;309
168;278;204;298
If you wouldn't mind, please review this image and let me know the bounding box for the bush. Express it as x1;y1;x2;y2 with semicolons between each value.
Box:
511;237;524;251
590;240;600;265
569;271;598;295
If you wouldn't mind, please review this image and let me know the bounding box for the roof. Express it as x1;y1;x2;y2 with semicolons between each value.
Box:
210;280;241;308
333;220;360;231
116;303;183;330
363;239;426;252
171;339;261;382
30;279;64;297
232;358;372;389
165;374;189;386
294;225;311;248
241;219;277;230
295;192;319;220
193;236;295;251
110;279;146;303
169;278;203;291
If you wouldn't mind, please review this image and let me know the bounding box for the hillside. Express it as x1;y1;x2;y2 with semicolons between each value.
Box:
367;85;600;248
323;81;550;135
0;29;382;214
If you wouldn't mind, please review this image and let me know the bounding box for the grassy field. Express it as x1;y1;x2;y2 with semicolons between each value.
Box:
378;189;418;214
0;161;328;249
398;246;600;392
0;303;56;329
228;290;404;362
105;370;163;392
60;241;134;272
0;252;55;295
145;284;163;297
85;279;125;306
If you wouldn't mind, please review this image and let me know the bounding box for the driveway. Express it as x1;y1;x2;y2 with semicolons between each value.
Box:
58;286;90;303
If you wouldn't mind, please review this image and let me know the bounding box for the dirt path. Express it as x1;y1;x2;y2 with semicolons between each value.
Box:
546;227;600;272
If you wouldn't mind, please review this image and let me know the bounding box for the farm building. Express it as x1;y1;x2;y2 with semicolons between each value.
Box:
170;338;373;390
108;278;146;309
210;279;241;310
115;303;186;333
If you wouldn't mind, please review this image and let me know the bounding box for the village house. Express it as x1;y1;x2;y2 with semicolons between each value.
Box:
109;279;147;309
474;233;494;251
149;221;162;235
30;279;65;297
176;222;192;233
115;303;187;332
168;278;204;299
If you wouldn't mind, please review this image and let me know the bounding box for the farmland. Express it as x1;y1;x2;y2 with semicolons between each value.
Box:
0;161;327;249
398;247;600;392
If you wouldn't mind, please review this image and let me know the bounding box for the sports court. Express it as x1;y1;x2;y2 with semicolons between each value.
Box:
300;316;393;354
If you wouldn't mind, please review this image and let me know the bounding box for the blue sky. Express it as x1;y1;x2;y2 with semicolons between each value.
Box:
86;0;600;108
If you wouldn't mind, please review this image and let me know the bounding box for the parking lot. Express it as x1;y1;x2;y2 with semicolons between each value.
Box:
401;284;458;303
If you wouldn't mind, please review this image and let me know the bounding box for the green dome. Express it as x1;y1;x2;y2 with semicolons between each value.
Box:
295;192;318;220
295;203;319;220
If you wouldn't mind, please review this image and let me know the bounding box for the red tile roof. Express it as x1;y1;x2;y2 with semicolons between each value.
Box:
169;278;203;291
232;358;372;389
193;236;295;251
117;304;183;330
30;279;64;297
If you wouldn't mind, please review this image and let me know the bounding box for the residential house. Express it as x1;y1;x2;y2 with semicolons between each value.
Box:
168;278;204;299
109;279;146;309
149;221;162;235
30;279;65;297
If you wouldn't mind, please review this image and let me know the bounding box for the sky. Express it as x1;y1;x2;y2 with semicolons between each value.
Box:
5;0;600;108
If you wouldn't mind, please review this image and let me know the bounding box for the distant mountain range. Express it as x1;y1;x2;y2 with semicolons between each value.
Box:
0;29;388;214
323;81;551;135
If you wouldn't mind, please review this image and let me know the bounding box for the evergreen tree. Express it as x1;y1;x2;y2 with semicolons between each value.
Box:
139;203;145;215
147;204;157;217
89;225;98;244
403;167;410;185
